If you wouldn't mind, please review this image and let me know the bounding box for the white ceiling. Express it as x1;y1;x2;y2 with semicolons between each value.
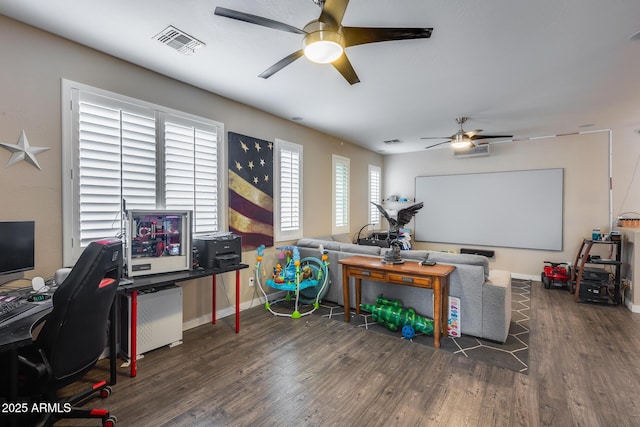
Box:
2;0;640;154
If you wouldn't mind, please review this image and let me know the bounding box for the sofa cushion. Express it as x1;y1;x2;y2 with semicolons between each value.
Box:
297;238;342;251
339;243;381;256
313;235;335;241
427;252;490;280
331;233;353;243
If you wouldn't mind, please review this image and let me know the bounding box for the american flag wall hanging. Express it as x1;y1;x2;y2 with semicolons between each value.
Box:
227;132;274;250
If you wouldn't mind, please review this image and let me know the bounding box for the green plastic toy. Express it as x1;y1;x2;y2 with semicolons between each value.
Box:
360;295;434;338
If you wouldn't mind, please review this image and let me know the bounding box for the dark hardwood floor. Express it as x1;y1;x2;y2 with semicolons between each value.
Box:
57;282;640;426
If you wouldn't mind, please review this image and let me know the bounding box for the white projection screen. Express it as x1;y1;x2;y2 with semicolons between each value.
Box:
414;169;563;250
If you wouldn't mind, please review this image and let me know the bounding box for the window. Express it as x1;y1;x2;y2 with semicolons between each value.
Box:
368;164;381;226
62;80;224;264
332;154;350;235
275;139;303;241
164;119;219;234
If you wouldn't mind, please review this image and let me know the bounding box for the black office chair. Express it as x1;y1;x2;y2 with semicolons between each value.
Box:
16;238;122;427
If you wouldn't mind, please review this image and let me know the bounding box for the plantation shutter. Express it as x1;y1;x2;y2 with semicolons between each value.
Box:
369;165;381;225
333;155;350;234
165;120;219;233
65;81;225;265
275;140;303;241
77;99;156;247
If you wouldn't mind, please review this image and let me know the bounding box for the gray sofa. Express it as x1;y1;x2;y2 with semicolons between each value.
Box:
296;235;512;343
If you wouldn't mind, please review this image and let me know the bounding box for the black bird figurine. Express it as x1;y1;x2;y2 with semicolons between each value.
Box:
371;201;423;264
370;201;424;236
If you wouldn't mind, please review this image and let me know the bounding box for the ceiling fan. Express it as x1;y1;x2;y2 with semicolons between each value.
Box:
214;0;433;85
421;117;513;149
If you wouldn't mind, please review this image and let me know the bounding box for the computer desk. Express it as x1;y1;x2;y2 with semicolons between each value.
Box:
0;300;49;427
0;296;119;427
0;296;119;410
117;263;249;378
1;264;250;393
0;300;51;401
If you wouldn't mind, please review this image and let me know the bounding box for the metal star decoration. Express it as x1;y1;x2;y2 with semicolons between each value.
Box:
0;130;50;170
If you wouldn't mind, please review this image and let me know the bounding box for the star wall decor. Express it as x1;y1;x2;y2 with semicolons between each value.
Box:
0;130;50;170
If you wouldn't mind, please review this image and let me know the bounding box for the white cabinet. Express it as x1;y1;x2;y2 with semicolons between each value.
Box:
119;286;183;358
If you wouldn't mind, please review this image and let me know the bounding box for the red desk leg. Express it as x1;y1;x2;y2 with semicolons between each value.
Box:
130;289;138;378
212;275;217;324
236;269;240;333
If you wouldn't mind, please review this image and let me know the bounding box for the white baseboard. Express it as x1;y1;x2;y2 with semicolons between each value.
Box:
624;297;640;313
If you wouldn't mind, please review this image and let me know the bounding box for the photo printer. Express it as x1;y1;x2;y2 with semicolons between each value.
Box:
193;233;242;269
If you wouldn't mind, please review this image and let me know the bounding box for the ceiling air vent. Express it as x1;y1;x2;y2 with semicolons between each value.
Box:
383;139;403;145
453;143;490;158
154;25;205;55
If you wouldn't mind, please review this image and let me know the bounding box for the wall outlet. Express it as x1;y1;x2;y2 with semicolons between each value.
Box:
248;277;254;287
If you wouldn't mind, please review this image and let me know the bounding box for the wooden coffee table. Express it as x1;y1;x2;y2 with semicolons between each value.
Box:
338;255;456;348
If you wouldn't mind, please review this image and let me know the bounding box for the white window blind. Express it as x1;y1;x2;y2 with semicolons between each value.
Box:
165;121;219;234
63;81;224;264
78;100;156;247
369;164;381;226
332;155;350;235
275;139;303;241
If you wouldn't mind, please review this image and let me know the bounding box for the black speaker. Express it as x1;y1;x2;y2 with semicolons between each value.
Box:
460;248;495;258
578;280;608;302
581;267;609;282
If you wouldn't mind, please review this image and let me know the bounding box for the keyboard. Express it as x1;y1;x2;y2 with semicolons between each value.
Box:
0;300;34;324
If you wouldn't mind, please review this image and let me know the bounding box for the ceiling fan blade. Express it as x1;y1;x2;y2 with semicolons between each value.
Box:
470;134;513;140
420;136;451;140
258;50;305;79
214;7;306;35
331;53;360;85
424;141;451;149
319;0;350;27
464;129;482;137
343;27;433;47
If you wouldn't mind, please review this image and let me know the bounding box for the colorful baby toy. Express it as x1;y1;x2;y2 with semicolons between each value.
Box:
255;245;330;318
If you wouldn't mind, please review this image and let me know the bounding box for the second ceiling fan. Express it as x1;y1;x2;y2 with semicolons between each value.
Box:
214;0;433;85
422;117;513;150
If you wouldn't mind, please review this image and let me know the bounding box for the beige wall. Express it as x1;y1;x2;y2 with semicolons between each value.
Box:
384;128;640;278
0;16;382;323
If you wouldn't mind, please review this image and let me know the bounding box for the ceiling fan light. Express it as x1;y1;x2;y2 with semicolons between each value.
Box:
303;30;344;63
451;133;472;149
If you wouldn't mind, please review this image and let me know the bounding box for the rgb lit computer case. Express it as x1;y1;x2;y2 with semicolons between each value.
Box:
125;210;192;277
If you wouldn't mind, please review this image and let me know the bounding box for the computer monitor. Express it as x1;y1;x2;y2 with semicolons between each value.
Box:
0;220;35;277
